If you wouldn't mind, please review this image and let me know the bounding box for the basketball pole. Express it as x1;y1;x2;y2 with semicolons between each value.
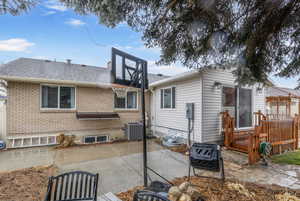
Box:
141;62;148;187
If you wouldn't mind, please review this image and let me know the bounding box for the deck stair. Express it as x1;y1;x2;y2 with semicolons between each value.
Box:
221;110;299;164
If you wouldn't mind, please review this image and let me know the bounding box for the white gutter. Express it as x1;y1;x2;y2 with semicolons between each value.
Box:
149;69;201;88
0;75;112;88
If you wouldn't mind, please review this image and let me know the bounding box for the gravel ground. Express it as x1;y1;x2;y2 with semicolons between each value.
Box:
117;176;300;201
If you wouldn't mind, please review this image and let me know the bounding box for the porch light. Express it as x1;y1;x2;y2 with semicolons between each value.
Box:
213;81;222;90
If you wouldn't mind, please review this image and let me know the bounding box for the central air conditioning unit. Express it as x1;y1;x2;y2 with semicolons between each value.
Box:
125;122;143;141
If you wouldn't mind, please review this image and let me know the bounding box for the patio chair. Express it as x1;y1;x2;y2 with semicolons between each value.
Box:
44;171;99;201
133;190;170;201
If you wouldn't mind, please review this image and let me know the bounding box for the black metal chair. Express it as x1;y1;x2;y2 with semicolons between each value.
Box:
133;190;170;201
44;171;99;201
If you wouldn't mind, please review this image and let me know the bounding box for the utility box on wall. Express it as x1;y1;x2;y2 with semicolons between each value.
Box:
186;103;194;120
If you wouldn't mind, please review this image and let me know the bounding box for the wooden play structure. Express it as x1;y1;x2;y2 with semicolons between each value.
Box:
221;110;299;164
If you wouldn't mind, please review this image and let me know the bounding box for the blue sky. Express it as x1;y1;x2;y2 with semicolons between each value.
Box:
0;0;298;87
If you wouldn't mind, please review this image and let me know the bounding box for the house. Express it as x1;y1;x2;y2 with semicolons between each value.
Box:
149;67;266;143
0;58;167;148
266;86;300;118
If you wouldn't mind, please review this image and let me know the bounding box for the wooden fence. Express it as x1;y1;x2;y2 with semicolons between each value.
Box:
221;110;299;164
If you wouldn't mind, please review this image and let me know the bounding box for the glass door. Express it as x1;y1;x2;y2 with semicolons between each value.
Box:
238;88;252;128
222;87;252;128
222;87;237;122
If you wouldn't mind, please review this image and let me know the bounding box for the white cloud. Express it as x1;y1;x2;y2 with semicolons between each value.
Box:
148;61;189;76
43;11;56;16
0;38;35;52
117;22;128;28
32;55;50;60
45;0;67;11
65;18;86;27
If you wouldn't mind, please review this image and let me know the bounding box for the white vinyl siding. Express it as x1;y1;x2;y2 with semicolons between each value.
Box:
254;88;266;113
150;68;266;144
201;68;266;143
151;77;202;142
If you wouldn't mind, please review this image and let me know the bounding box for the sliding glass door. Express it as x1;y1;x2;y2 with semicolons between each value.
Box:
238;88;252;128
222;87;252;128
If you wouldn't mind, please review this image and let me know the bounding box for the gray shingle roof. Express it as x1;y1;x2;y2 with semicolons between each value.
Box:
0;58;168;85
266;87;300;97
0;58;111;84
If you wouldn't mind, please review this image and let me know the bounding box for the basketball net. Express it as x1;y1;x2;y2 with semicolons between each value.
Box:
112;84;128;98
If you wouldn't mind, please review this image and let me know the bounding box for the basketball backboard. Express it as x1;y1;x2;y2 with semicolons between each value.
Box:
111;47;148;89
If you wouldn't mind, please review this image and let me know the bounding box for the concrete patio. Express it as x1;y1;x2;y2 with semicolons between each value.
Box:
0;141;299;196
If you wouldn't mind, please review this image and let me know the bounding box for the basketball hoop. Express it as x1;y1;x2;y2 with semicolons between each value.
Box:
112;84;128;98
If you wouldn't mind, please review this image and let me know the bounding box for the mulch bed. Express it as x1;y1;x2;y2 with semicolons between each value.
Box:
0;165;57;201
117;176;300;201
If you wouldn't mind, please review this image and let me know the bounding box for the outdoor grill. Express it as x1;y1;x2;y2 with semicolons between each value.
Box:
190;143;221;172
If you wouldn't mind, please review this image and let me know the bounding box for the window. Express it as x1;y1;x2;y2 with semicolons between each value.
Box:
84;135;109;144
41;85;75;109
114;91;138;109
160;87;176;109
222;87;236;107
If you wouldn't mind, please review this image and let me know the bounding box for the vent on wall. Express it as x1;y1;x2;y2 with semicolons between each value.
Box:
84;135;109;144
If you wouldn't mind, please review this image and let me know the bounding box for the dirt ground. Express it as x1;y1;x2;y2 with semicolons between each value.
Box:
0;165;299;201
0;165;56;201
117;176;300;201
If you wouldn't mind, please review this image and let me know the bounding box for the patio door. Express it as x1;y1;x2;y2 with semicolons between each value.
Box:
222;87;252;128
238;88;252;128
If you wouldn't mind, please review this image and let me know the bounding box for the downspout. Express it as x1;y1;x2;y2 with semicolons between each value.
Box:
150;88;156;135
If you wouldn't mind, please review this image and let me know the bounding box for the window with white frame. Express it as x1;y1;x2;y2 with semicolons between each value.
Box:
160;87;176;109
41;85;75;109
114;91;138;109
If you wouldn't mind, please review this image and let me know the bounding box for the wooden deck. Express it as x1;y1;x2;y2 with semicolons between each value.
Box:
221;111;299;164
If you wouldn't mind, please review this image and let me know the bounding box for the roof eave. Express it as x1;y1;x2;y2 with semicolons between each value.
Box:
149;70;201;88
0;75;112;88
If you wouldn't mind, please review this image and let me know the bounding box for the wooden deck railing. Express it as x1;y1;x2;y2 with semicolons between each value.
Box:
221;110;299;164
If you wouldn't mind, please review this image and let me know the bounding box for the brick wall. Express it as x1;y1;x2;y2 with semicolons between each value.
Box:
6;81;148;139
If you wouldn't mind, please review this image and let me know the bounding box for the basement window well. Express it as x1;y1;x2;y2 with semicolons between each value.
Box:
84;135;109;144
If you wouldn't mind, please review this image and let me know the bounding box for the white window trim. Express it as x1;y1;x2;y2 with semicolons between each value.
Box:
161;87;175;110
114;90;139;110
40;84;76;110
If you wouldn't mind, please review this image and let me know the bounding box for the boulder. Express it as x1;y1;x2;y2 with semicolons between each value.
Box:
178;182;190;193
168;186;182;201
186;186;202;200
178;193;192;201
